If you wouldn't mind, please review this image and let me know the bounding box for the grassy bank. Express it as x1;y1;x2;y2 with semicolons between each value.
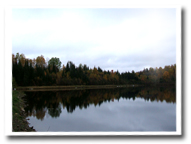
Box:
12;90;35;132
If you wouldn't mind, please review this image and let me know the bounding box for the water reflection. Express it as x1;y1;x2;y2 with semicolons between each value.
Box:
24;86;175;120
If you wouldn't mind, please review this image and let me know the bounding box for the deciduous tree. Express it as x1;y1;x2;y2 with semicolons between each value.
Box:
36;55;46;68
48;57;62;70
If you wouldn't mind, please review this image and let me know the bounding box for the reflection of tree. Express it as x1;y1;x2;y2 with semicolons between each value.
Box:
137;86;176;103
24;86;176;120
36;109;47;121
26;108;47;121
48;104;62;118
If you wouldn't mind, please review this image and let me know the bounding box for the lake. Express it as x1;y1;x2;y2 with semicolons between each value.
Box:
23;86;176;132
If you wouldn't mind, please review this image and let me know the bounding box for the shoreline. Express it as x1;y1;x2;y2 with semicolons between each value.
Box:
15;84;140;91
12;90;36;132
15;83;175;91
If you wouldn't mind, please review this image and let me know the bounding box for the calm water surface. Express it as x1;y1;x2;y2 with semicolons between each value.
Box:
24;86;176;132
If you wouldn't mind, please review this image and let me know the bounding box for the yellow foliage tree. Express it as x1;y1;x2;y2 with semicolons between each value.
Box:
163;71;170;81
36;55;46;68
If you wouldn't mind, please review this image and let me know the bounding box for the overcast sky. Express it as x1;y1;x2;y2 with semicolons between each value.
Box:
12;8;176;73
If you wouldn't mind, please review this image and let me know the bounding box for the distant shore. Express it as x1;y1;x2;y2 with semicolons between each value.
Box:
15;84;140;91
14;83;175;91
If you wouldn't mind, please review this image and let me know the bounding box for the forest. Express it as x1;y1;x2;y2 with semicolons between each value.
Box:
12;53;176;87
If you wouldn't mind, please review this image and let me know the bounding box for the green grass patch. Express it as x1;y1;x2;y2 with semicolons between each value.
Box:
12;90;24;122
12;91;20;114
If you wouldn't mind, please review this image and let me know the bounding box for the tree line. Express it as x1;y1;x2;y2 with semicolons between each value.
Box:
12;53;176;86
